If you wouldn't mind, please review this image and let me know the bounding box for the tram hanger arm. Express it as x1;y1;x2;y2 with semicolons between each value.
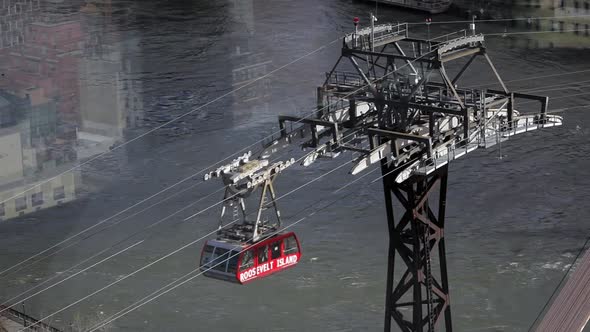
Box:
259;116;342;159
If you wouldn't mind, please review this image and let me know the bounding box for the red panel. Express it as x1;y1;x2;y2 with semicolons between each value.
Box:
236;232;301;284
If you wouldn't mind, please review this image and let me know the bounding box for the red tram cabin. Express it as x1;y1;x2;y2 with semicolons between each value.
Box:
199;232;301;284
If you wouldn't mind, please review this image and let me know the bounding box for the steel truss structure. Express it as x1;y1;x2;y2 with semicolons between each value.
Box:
380;161;451;332
206;19;563;331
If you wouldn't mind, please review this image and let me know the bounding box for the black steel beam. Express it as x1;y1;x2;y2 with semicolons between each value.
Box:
278;115;340;144
369;128;433;158
485;97;510;110
451;53;477;85
342;48;437;64
440;48;482;63
350;56;378;95
483;52;508;93
402;102;466;117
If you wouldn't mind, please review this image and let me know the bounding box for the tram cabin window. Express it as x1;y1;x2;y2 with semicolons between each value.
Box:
212;248;230;272
257;245;269;263
271;241;282;260
227;250;239;274
284;235;299;255
201;245;215;266
240;249;254;271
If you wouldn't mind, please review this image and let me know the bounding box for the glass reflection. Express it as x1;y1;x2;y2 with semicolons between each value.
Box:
0;0;143;221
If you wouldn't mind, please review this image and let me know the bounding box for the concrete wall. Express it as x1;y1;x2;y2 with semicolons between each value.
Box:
0;170;79;221
0;129;24;186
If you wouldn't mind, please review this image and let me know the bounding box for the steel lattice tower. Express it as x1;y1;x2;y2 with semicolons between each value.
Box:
207;18;563;331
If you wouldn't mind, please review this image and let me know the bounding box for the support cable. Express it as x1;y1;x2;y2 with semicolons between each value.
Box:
9;126;368;326
0;35;343;209
470;69;590;90
83;104;582;331
9;27;587;328
0;185;222;315
6;21;575;280
19;155;357;332
8;50;590;313
0;180;206;280
0;124;310;284
84;145;441;332
0;34;439;281
0;134;323;314
0;35;352;277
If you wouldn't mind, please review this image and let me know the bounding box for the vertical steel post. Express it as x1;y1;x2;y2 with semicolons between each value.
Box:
437;168;453;331
371;13;375;52
382;159;397;332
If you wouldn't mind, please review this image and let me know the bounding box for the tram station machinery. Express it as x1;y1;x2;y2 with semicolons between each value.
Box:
204;18;563;332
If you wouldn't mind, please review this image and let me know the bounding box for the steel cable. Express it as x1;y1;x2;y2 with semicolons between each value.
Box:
0;32;437;281
72;102;585;331
4;22;588;326
4;21;582;278
20;152;358;331
0;126;366;315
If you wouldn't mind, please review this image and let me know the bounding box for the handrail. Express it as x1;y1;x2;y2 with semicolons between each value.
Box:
326;71;365;87
0;304;63;332
344;23;408;50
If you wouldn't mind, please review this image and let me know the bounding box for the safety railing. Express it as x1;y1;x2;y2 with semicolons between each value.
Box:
344;23;408;50
436;34;485;55
430;29;467;42
326;71;365;88
413;112;563;178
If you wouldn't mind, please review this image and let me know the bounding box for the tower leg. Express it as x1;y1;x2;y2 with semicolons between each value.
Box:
382;163;452;332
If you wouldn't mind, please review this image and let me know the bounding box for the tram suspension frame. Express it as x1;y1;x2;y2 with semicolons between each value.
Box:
218;175;282;242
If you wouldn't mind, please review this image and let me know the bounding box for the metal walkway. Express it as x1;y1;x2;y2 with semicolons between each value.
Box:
0;305;62;332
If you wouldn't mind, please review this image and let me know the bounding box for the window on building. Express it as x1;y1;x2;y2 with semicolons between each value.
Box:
575;1;580;9
15;197;26;211
54;186;65;200
0;203;5;217
560;0;566;8
559;21;565;32
32;192;43;206
586;2;590;11
585;24;589;36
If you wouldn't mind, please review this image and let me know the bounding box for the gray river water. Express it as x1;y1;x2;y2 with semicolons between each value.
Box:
0;0;590;331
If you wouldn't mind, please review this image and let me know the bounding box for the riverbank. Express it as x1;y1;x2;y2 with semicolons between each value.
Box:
447;0;590;49
0;305;62;332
